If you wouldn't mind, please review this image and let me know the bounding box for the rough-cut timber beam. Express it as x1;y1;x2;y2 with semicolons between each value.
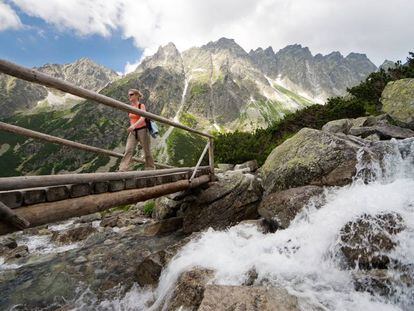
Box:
0;175;210;235
0;59;213;139
0;121;172;169
0;167;210;191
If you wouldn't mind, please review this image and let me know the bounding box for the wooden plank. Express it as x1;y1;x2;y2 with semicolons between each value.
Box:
45;185;70;202
0;166;210;191
0;59;213;139
0;191;23;208
0;175;211;235
0;122;172;170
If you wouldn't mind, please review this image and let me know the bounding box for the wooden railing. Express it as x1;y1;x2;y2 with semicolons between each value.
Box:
0;59;214;175
0;59;215;234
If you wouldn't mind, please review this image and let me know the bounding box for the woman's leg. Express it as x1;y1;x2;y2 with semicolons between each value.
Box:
119;133;138;171
137;129;155;170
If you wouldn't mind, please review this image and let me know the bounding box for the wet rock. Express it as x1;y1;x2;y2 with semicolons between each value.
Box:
165;268;215;311
198;285;300;311
239;218;279;234
322;118;353;134
182;171;262;233
1;237;17;249
142;217;183;236
5;245;29;262
339;212;405;269
51;224;97;244
260;128;362;195
77;213;102;223
353;269;394;297
258;185;324;229
135;234;199;287
100;215;119;227
234;160;259;172
381;78;414;128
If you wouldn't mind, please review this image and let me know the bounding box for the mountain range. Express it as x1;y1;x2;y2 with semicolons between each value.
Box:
0;38;378;176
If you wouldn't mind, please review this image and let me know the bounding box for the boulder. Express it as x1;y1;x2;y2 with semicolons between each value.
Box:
153;196;180;220
164;268;215;311
260;128;362;195
135;234;199;287
51;224;97;244
322;118;353;134
234;160;259;172
258;186;324;229
181;171;262;233
381;78;414;128
198;285;300;311
339;212;405;269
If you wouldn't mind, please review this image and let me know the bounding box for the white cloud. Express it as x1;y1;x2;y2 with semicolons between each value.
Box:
123;58;142;75
10;0;414;65
0;1;22;31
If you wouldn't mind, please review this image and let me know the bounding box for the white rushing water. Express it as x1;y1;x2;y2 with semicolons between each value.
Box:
78;138;414;310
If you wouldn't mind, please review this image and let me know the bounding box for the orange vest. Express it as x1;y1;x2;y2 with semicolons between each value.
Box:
129;103;146;129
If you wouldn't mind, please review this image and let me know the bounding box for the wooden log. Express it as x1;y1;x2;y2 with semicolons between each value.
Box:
0;121;172;169
0;166;210;191
0;175;210;235
209;137;215;179
0;59;213;139
0;201;30;230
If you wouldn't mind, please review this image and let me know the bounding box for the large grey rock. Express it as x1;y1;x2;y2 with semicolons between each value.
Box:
51;223;97;245
164;268;215;311
322;118;353;134
339;213;405;270
258;186;324;229
199;285;300;311
135;234;199;287
260;128;362;195
381;78;414;128
181;171;262;233
349;124;414;139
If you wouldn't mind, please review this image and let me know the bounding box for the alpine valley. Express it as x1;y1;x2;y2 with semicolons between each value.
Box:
0;38;378;176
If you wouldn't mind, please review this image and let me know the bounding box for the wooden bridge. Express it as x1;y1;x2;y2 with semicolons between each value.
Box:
0;59;215;235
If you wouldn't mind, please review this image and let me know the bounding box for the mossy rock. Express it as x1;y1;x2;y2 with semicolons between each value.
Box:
260;128;360;195
381;78;414;127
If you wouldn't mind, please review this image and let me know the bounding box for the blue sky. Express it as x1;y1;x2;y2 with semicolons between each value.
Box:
1;0;414;73
0;7;142;73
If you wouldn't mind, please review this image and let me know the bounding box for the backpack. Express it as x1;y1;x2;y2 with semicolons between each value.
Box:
139;103;159;138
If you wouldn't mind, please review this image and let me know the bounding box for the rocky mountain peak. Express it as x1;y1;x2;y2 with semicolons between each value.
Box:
380;60;397;71
137;42;184;74
204;37;248;57
276;44;313;59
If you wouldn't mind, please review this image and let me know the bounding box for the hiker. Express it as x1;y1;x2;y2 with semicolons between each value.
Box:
119;89;155;171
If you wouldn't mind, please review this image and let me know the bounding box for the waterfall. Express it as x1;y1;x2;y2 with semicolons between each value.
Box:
157;76;191;163
76;138;414;310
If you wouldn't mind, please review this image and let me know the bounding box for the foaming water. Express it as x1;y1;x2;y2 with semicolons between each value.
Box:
76;138;414;310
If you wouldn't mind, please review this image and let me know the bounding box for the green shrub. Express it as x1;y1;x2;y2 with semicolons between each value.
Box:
143;200;155;217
